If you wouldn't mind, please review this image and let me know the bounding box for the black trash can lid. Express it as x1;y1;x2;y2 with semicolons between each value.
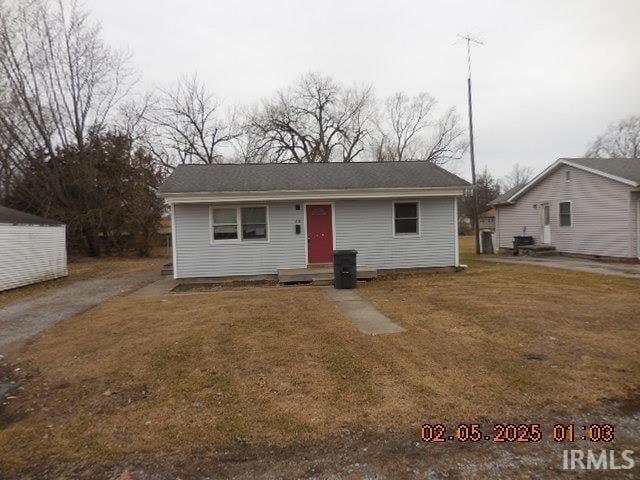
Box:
333;249;357;255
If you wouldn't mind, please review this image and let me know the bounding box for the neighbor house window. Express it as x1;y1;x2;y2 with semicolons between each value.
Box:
394;202;419;235
211;206;268;242
559;201;572;227
565;170;571;182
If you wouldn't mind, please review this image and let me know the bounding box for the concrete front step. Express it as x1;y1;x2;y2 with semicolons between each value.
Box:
518;245;557;257
277;266;377;284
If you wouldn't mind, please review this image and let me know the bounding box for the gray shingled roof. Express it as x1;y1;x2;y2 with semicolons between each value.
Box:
490;184;525;206
159;161;470;194
0;206;62;226
566;157;640;184
491;157;640;206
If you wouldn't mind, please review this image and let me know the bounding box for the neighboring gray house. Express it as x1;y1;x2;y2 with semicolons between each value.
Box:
0;206;68;291
491;158;640;260
159;162;469;279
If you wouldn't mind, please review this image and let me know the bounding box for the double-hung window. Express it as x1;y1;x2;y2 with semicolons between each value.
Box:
240;207;268;240
211;206;268;242
559;201;572;227
393;202;419;236
212;207;238;240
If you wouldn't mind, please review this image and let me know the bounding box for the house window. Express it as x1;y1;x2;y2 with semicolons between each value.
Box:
240;207;267;240
394;202;419;235
559;201;572;227
211;206;268;242
212;207;238;240
565;170;571;182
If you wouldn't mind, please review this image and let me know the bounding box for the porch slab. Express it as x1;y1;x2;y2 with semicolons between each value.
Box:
278;266;377;284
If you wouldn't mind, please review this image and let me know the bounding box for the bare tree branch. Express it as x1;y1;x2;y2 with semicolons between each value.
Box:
0;0;134;159
586;115;640;158
501;163;534;191
148;75;240;166
246;73;374;163
372;92;467;165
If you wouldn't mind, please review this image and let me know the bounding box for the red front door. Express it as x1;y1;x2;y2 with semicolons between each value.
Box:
306;204;333;264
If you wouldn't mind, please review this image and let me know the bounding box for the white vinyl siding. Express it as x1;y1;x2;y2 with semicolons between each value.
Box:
495;165;635;258
0;224;68;291
173;197;458;278
174;202;306;278
334;197;456;269
631;192;640;259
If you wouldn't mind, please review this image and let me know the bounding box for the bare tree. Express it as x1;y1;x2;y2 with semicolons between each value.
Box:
372;92;466;164
0;0;133;161
231;111;270;164
246;73;374;163
501;163;534;191
0;0;135;253
586;115;640;158
149;75;240;167
337;86;375;162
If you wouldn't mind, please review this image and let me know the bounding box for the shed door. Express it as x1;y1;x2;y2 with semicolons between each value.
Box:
306;204;333;264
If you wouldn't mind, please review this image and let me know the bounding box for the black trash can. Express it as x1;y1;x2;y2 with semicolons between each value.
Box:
512;235;534;255
333;250;358;289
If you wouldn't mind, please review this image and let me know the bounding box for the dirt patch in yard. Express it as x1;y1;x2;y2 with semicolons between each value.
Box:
0;238;638;477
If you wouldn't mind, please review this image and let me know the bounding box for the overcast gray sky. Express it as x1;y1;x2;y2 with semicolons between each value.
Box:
86;0;640;181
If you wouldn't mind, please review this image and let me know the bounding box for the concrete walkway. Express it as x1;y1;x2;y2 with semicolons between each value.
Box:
0;272;158;351
129;277;176;297
322;287;405;335
481;256;640;279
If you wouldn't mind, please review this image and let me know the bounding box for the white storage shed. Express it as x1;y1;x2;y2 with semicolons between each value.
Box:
0;206;68;291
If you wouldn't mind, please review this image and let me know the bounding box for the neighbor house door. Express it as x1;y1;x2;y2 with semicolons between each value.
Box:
541;203;551;244
306;204;333;264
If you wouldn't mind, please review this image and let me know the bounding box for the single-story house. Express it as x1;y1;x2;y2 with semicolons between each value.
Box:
0;206;68;291
491;158;640;260
159;161;470;279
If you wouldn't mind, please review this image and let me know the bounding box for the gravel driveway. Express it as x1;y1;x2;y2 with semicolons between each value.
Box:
0;272;158;351
481;255;640;279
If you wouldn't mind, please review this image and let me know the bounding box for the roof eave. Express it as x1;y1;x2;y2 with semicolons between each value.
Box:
491;201;515;207
559;159;639;187
160;186;468;203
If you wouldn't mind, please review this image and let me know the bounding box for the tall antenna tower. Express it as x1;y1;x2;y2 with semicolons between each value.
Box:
459;34;483;255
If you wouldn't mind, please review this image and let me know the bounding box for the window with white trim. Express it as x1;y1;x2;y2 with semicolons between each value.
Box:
212;207;238;240
559;201;571;227
211;206;268;241
240;207;267;240
394;202;419;235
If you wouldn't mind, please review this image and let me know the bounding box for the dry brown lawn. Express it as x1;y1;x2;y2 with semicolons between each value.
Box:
1;236;639;475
